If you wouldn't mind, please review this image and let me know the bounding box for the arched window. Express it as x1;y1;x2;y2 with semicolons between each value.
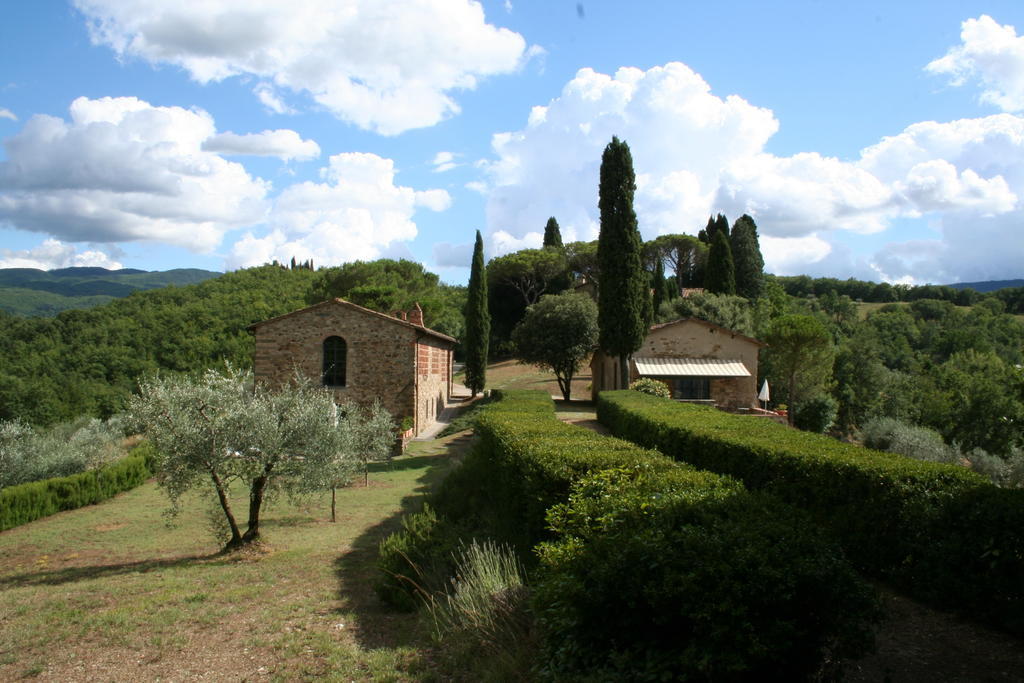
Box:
322;336;347;386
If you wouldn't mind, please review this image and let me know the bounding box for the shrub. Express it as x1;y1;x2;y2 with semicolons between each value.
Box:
536;467;877;681
375;503;463;612
426;540;535;679
0;448;151;531
629;377;671;399
793;394;837;433
379;389;879;678
861;417;958;464
597;390;1024;635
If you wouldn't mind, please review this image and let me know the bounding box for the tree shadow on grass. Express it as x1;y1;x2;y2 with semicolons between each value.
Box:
331;432;476;652
0;552;224;589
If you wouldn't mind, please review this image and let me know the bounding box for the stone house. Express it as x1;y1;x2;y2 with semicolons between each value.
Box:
249;298;456;436
590;318;766;411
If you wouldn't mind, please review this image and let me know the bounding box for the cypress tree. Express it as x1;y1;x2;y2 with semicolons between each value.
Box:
652;258;667;314
597;136;647;389
543;216;564;249
706;228;736;295
730;214;765;299
464;230;490;396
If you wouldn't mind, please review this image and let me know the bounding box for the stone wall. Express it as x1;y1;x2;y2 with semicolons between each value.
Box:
253;300;442;434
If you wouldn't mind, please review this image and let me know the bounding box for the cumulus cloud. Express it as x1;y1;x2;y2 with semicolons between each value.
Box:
481;60;1024;281
0;96;269;252
74;0;534;135
0;238;123;270
0;108;16;121
203;129;320;161
927;15;1024;112
227;152;450;268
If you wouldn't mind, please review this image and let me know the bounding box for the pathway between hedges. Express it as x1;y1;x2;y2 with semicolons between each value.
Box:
555;398;1024;682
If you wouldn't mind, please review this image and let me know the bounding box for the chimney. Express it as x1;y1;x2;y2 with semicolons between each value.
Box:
408;303;423;326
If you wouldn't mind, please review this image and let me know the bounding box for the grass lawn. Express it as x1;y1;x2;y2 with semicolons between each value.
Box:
0;433;473;681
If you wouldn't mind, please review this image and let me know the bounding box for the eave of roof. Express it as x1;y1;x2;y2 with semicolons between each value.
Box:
246;298;457;344
647;317;767;347
633;356;751;377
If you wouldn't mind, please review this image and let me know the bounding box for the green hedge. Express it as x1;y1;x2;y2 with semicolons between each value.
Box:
380;389;879;678
0;446;152;531
597;390;1024;634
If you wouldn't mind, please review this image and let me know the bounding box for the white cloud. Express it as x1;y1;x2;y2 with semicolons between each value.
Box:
927;15;1024;112
0;108;16;121
0;96;269;252
759;234;833;276
0;238;123;270
481;61;1024;282
491;229;542;256
226;152;450;268
484;63;778;245
254;83;296;115
432;151;459;173
74;0;534;135
203;129;320;161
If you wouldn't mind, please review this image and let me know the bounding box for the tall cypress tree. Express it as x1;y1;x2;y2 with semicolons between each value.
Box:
706;228;736;295
543;216;564;249
730;214;765;299
652;257;668;314
597;136;647;389
464;230;490;396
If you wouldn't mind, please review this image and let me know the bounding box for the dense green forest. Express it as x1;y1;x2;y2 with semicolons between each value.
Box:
0;261;466;426
0;267;220;316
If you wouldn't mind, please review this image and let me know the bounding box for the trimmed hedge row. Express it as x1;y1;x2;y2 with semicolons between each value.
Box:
0;445;153;532
380;390;879;679
597;390;1024;634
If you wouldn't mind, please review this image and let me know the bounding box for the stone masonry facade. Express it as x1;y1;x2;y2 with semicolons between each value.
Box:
249;299;455;436
591;318;765;411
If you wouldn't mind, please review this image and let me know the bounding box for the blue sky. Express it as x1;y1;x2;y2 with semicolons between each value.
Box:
1;1;1023;285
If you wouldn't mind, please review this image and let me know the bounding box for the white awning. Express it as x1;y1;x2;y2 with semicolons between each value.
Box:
633;357;751;378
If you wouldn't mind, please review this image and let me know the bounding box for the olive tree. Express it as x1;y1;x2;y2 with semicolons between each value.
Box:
128;366;391;549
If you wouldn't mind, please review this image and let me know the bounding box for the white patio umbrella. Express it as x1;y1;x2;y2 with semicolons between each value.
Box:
758;379;770;410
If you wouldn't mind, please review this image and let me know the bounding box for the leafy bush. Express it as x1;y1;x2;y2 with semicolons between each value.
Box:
379;389;878;678
0;446;151;531
965;447;1024;488
597;390;1024;635
861;417;958;464
1;417;124;490
426;540;535;679
375;503;463;611
629;377;671;399
793;394;837;433
536;467;877;681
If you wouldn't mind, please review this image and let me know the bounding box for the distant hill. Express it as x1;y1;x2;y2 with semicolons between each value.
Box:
945;279;1024;293
0;267;221;316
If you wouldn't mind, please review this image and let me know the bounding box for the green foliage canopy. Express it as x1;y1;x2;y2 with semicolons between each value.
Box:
464;231;490;396
597;136;647;385
511;293;598;401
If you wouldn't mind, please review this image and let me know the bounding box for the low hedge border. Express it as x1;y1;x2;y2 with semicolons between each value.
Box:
379;389;879;679
597;390;1024;634
0;444;153;532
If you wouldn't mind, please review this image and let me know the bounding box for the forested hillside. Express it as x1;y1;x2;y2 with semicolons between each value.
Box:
0;261;467;427
0;267;220;316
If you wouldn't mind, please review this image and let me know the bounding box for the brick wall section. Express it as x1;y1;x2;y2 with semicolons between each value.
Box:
251;300;454;436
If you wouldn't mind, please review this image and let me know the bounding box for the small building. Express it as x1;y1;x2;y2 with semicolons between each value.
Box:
591;318;766;411
249;298;456;436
